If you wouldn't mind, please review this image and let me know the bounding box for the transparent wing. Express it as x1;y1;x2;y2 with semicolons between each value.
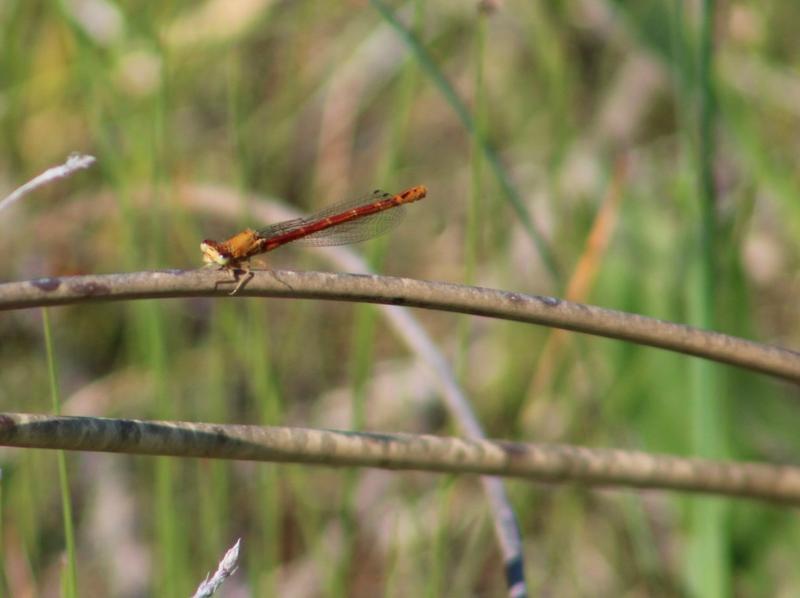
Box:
258;190;406;247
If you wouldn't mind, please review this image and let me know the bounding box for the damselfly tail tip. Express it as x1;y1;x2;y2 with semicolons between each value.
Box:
401;185;428;203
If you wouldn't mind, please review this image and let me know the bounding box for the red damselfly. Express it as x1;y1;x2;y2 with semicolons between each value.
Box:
201;185;428;293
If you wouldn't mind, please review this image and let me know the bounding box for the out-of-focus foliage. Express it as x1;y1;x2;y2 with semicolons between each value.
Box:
1;1;799;595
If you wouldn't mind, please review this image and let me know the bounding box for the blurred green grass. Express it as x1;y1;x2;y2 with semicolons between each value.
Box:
2;0;800;595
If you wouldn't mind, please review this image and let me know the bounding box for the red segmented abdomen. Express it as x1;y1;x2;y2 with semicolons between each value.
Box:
258;185;427;252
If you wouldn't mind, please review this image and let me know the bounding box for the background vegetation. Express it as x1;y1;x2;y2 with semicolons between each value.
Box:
1;0;799;595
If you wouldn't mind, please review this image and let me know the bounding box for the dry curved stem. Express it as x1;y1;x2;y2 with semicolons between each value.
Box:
0;153;96;213
10;184;532;596
1;269;798;383
1;412;798;504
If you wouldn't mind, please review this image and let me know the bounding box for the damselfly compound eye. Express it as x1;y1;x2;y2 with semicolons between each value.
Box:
200;241;230;267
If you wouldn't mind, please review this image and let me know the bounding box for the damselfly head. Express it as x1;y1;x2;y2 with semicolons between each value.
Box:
200;240;230;267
